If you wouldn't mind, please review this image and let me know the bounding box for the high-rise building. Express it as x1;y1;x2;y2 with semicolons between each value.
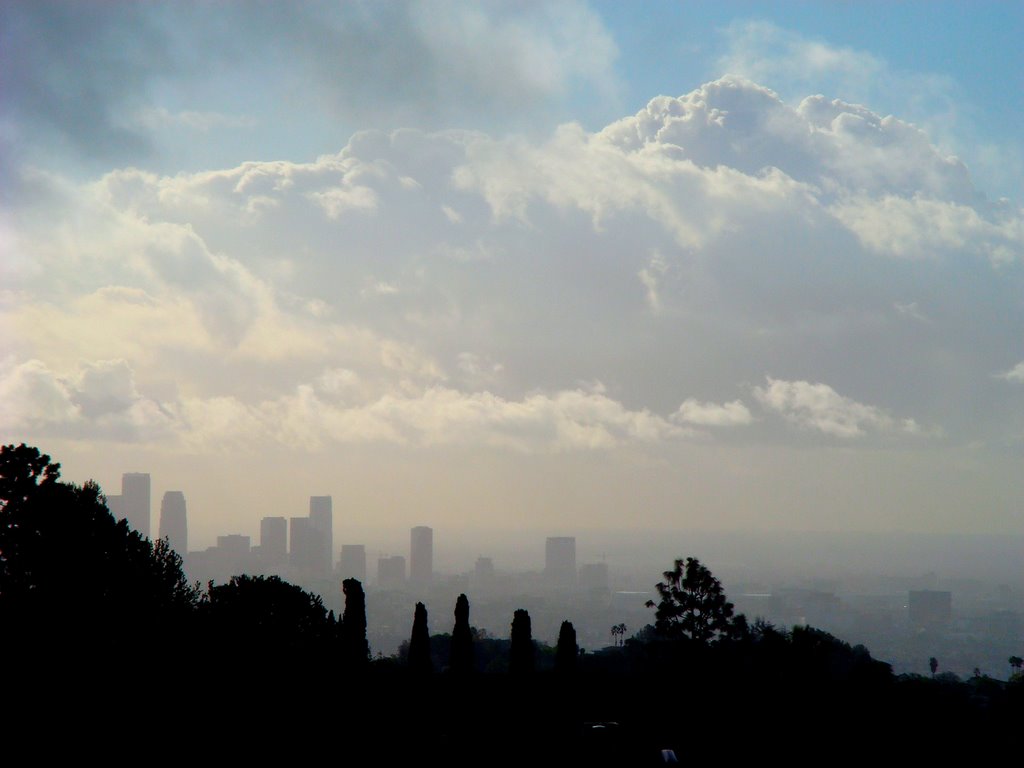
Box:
290;516;313;572
309;496;333;576
159;491;188;554
473;556;496;591
579;562;609;593
377;555;406;589
545;536;576;586
909;590;952;627
260;516;288;565
339;544;367;583
410;526;433;586
122;473;151;539
106;494;124;520
217;534;251;554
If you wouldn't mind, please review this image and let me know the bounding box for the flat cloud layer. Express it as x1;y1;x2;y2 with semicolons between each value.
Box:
3;75;1023;536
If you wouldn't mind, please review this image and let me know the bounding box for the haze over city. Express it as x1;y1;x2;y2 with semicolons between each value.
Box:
2;2;1022;579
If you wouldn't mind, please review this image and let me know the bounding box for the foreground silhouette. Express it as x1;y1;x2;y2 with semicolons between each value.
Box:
2;443;1019;763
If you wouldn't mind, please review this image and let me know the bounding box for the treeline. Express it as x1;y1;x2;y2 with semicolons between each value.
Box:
2;444;1020;762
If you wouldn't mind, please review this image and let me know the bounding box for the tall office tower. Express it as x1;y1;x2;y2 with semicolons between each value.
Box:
579;562;609;592
909;590;953;627
217;534;251;554
339;544;367;583
309;496;333;576
290;516;313;572
410;526;433;586
159;491;188;554
260;516;288;565
377;555;406;589
122;473;151;539
473;556;496;590
106;494;124;520
545;536;576;586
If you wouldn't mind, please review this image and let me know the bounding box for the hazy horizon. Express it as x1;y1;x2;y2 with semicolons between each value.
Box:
3;3;1022;569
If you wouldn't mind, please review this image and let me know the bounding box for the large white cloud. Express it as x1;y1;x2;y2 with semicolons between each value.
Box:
3;76;1022;458
753;377;922;438
0;357;689;453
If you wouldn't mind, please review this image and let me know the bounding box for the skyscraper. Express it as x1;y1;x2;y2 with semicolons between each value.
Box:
545;536;576;586
106;494;124;520
260;516;288;565
410;526;433;586
339;544;367;583
290;516;313;572
121;473;151;539
579;562;609;593
309;496;333;576
377;555;406;589
159;491;187;554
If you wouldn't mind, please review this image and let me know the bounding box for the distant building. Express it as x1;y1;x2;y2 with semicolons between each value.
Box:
290;517;314;572
545;536;576;586
339;544;367;583
159;491;188;555
474;556;495;579
309;496;333;576
378;555;406;589
260;516;288;565
579;562;609;593
121;473;151;539
473;556;496;591
410;526;433;586
217;534;251;554
106;494;124;520
909;590;952;626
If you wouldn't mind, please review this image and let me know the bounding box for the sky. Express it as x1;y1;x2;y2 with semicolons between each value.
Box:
2;1;1023;559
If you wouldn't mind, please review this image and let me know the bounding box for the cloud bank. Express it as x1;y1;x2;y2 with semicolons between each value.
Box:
2;77;1021;463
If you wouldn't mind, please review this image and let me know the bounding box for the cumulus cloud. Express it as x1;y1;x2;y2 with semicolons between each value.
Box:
0;356;686;453
997;362;1024;383
0;358;173;441
674;399;753;427
4;75;1021;456
753;377;922;438
716;19;1023;203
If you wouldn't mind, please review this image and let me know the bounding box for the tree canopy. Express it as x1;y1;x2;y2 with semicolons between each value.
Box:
0;443;199;630
646;557;737;643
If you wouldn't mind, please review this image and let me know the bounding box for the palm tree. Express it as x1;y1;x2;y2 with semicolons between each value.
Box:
929;657;938;677
1008;655;1022;678
616;623;628;646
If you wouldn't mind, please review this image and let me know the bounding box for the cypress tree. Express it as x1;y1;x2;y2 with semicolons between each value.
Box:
450;593;474;675
408;601;432;674
509;608;535;675
341;578;369;668
555;620;578;675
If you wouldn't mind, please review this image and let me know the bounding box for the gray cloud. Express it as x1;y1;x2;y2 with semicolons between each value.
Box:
0;2;170;162
0;1;618;176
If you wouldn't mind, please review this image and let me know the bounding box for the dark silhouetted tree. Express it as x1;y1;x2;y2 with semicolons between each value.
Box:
0;443;199;665
450;593;474;675
930;656;939;677
509;608;535;675
555;620;578;674
610;622;627;647
646;557;735;643
1010;656;1023;678
408;601;433;674
202;574;336;656
341;578;369;667
0;443;61;507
